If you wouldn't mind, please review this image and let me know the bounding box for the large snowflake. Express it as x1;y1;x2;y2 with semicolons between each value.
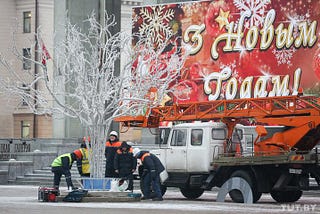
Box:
233;0;271;29
272;48;296;67
139;6;174;46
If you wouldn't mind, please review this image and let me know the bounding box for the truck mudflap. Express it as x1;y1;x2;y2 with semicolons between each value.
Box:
201;173;216;190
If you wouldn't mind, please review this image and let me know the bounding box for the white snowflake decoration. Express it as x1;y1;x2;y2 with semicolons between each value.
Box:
139;6;175;46
233;0;271;29
286;12;312;37
272;48;296;66
181;3;202;17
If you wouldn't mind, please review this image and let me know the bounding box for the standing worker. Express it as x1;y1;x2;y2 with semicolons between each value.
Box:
114;141;137;191
105;131;122;177
74;137;90;177
133;148;165;201
51;152;82;190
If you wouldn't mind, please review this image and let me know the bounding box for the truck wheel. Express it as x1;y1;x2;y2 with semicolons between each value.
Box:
229;170;262;203
270;190;302;203
180;187;204;199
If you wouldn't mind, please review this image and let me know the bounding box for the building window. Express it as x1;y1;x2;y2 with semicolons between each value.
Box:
22;84;30;106
23;11;31;33
23;48;31;70
21;121;30;138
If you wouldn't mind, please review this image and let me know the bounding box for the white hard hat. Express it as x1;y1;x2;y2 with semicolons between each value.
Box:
109;131;118;137
133;148;141;157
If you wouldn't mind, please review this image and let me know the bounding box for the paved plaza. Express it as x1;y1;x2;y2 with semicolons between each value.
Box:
1;185;320;214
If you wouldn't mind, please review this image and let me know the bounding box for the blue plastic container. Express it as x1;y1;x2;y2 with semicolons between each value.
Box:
82;178;111;190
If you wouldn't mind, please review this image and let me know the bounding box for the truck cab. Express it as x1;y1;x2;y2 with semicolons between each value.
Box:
156;122;227;173
150;122;230;199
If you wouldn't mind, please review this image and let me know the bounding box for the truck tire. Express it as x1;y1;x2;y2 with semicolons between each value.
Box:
180;187;204;199
229;170;262;203
270;190;302;203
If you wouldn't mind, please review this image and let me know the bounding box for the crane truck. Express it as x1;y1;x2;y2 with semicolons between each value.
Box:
127;0;320;203
115;95;320;203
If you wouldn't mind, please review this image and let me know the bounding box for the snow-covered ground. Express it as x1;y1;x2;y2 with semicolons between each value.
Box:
0;185;319;214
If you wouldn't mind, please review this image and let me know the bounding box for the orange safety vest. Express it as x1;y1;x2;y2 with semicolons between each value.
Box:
105;141;122;147
79;148;90;174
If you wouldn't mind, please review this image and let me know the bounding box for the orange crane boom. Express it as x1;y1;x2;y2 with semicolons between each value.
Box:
115;96;320;126
115;96;320;155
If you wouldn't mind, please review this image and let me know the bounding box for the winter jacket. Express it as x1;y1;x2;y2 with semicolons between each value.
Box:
51;153;74;170
105;140;122;169
138;151;165;175
114;147;137;177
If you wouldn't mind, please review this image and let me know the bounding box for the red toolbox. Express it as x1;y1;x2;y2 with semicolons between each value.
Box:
38;187;59;202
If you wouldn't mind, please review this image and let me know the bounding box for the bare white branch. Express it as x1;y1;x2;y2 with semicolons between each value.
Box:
0;11;189;178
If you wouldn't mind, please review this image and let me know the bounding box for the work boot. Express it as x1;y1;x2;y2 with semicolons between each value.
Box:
152;197;163;201
53;186;60;196
141;196;151;200
125;187;133;192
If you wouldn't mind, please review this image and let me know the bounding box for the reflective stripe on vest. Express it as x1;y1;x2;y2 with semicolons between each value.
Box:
141;153;150;162
51;153;72;167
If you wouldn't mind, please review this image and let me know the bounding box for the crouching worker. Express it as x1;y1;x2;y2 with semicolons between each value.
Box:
114;141;137;191
133;148;165;201
51;152;82;190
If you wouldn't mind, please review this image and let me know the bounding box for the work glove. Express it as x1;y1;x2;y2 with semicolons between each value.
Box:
150;170;156;179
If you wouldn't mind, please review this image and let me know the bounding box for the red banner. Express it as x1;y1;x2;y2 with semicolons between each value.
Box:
132;0;320;104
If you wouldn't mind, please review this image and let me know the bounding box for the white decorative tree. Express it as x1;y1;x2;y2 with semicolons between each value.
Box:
0;12;189;178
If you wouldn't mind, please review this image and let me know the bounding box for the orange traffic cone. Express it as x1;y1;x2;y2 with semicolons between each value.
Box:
235;143;242;157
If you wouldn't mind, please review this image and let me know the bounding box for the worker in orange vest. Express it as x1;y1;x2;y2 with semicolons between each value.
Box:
74;137;91;177
105;131;122;177
114;141;137;191
133;148;165;201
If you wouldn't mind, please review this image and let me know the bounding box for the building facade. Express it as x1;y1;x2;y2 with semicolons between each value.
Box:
0;0;189;140
0;0;54;139
0;0;145;139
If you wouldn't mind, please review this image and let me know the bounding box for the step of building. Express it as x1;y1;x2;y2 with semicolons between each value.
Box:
11;164;141;189
11;165;81;186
